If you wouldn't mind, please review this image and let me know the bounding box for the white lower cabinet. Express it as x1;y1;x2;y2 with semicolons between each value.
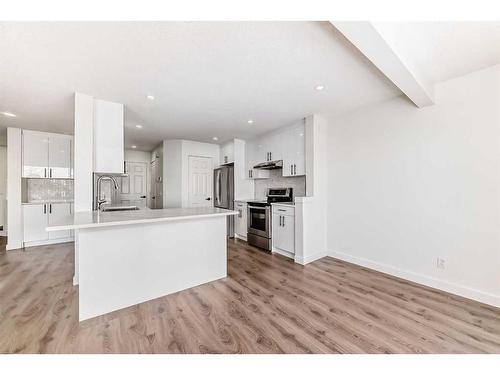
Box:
234;201;248;239
23;203;73;246
23;204;49;242
271;205;295;258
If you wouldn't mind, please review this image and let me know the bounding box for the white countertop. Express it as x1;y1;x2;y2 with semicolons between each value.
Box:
46;207;237;231
271;202;295;207
23;200;74;205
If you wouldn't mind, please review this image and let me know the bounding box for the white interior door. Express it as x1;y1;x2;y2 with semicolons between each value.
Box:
188;156;212;207
120;161;148;207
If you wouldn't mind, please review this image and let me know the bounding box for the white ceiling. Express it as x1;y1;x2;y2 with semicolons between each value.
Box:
373;22;500;85
0;22;498;151
0;22;401;150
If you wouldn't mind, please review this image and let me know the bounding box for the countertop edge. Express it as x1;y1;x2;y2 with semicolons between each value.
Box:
46;210;238;231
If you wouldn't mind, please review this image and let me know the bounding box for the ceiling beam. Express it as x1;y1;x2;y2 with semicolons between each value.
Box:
331;21;434;108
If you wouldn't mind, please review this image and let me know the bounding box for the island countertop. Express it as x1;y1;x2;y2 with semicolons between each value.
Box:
46;207;237;231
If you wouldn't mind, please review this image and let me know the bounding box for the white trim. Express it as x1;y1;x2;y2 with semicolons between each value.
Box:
272;247;294;260
23;237;74;249
329;250;500;308
234;233;247;241
294;251;327;265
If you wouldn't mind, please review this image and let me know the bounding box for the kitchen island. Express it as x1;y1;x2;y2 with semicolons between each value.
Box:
47;207;237;321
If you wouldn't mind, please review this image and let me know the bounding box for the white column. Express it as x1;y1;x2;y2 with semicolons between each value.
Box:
6;127;22;250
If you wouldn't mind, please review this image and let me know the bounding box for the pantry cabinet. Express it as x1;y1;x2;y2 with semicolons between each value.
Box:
22;130;73;179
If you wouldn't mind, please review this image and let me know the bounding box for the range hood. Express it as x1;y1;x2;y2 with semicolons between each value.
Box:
253;160;283;170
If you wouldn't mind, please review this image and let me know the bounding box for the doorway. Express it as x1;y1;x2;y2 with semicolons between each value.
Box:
187;156;212;207
120;161;148;208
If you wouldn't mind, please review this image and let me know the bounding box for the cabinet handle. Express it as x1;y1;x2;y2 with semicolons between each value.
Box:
290;165;293;175
49;168;52;178
49;204;52;214
283;216;285;227
277;209;286;212
269;152;272;161
44;168;47;178
279;215;282;226
294;164;297;175
43;204;46;214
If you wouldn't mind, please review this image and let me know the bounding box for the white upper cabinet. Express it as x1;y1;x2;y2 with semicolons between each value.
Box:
48;134;72;178
22;130;73;179
282;121;305;177
245;140;269;179
93;99;124;174
245;120;305;179
220;141;235;165
22;131;49;178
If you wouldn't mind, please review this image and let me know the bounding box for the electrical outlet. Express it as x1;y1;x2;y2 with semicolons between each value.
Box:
436;258;446;269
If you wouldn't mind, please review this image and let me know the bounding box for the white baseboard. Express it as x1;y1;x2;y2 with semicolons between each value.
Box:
329;250;500;308
295;251;327;265
234;233;247;241
24;237;74;248
272;247;294;259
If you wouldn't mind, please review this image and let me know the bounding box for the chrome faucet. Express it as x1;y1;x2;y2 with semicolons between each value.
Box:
96;175;119;210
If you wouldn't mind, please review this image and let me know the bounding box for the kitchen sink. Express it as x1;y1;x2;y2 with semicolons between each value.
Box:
100;205;140;212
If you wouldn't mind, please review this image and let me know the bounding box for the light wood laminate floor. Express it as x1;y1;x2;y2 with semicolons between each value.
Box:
1;238;499;353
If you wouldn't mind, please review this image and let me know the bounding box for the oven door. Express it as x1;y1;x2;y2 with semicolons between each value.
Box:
247;205;271;238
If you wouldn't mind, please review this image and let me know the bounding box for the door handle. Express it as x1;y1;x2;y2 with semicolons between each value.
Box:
140;195;146;198
205;197;211;201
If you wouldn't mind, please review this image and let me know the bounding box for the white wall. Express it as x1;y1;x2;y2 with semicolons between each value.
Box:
6;128;22;249
74;93;94;212
0;146;6;233
163;140;182;208
326;65;500;307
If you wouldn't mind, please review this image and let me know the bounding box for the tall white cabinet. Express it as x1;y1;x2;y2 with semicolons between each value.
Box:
22;131;72;178
93;99;124;174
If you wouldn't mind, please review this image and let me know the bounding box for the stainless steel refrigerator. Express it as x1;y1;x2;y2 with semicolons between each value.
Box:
213;165;234;238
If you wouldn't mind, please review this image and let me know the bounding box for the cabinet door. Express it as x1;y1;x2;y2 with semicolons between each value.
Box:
48;203;71;240
282;122;305;177
23;204;49;242
272;213;295;254
234;202;247;237
22;131;49;178
93;99;124;173
49;135;72;178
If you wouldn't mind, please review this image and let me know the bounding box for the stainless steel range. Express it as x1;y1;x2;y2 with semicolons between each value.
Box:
247;188;293;250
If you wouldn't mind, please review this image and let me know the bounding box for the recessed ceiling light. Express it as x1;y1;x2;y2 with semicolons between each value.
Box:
146;95;155;100
135;124;143;129
247;119;254;124
2;111;16;117
212;137;218;141
315;85;325;91
131;145;137;149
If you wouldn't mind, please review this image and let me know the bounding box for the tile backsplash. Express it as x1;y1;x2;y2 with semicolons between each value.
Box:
254;169;306;200
22;178;74;203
